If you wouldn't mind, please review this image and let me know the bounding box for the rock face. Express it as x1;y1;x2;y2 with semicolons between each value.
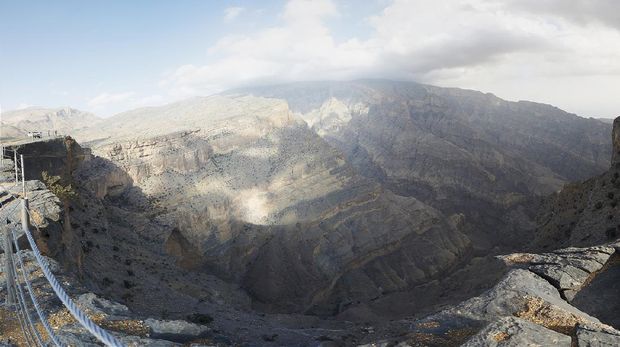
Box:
500;246;615;300
533;117;620;249
15;136;90;181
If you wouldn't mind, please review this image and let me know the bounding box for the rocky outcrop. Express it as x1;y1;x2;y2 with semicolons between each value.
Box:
461;317;571;347
13;136;90;182
359;243;620;346
499;246;615;300
100;130;212;183
74;156;133;199
577;325;620;347
144;318;210;342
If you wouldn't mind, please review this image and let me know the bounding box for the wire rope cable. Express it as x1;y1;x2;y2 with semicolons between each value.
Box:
22;207;126;347
11;227;63;346
9;251;41;346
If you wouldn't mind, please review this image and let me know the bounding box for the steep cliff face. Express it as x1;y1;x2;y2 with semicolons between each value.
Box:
533;117;620;249
16;137;89;182
84;96;471;314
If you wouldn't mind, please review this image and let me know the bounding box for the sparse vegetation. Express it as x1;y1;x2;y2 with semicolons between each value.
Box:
41;171;77;201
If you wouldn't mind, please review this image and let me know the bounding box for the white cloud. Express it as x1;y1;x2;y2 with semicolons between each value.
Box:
224;6;245;22
16;103;33;110
88;92;135;108
161;0;620;118
87;92;168;117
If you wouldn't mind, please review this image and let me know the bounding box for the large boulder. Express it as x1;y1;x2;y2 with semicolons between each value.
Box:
144;318;211;343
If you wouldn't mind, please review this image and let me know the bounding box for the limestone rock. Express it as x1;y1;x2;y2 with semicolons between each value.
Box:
577;325;620;347
499;246;615;300
77;293;132;320
461;316;571;347
144;318;211;343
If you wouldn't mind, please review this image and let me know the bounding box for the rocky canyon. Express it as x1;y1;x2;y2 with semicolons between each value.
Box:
1;80;619;346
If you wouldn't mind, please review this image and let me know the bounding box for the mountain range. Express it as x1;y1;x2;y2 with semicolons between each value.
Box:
1;80;618;345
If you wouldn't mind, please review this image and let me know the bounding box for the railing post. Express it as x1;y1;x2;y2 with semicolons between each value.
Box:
13;150;18;185
4;227;16;307
21;198;29;233
20;154;26;197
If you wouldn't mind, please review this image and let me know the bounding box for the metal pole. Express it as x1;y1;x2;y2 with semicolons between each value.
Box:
21;198;29;233
20;154;25;197
4;227;16;307
13;150;18;185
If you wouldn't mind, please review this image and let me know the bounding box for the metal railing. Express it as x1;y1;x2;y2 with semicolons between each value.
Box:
1;149;125;347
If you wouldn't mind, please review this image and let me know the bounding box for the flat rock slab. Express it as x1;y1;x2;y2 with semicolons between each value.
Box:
577;326;620;347
461;316;571;347
499;246;615;300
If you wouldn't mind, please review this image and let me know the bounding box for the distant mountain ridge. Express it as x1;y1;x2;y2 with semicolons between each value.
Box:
1;106;101;135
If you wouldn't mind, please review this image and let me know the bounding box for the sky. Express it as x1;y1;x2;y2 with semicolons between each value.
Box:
1;0;619;118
